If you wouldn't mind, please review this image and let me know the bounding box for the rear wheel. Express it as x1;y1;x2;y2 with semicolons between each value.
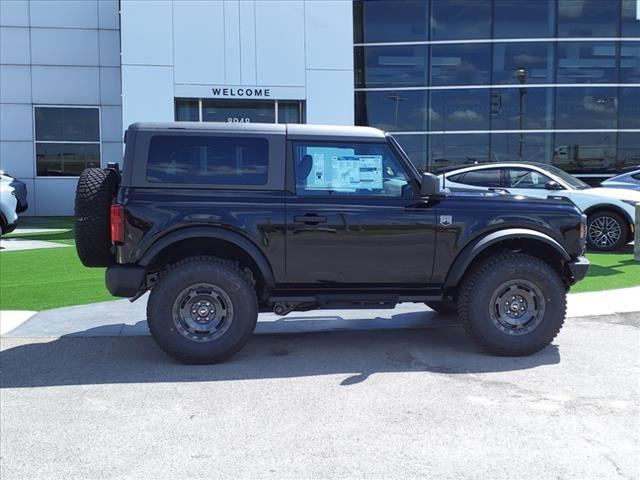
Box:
458;253;566;356
587;211;628;251
147;256;258;364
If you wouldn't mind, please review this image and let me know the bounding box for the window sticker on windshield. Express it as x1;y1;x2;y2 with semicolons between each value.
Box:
330;155;383;191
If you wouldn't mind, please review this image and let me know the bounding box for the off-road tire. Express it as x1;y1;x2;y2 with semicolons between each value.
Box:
425;300;457;316
147;256;258;364
586;210;628;252
75;168;119;267
458;253;566;356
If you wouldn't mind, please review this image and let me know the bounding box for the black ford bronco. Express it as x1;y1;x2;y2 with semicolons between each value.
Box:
75;122;589;364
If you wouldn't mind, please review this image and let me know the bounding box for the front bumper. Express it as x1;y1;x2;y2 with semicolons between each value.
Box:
567;255;590;284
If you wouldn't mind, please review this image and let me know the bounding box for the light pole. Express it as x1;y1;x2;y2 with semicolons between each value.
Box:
387;94;408;127
516;68;527;162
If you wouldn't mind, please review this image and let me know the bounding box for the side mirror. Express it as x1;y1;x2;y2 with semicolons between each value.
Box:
545;180;563;191
421;172;448;198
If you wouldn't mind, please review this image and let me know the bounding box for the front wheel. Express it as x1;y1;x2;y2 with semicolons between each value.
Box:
147;256;258;364
587;211;628;251
458;253;566;356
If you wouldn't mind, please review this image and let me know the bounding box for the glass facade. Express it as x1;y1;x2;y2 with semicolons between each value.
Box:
174;98;305;125
354;0;640;178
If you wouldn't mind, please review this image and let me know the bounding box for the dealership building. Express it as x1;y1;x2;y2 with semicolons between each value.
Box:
0;0;639;215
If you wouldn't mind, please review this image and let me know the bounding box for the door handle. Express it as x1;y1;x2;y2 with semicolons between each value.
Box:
294;214;327;225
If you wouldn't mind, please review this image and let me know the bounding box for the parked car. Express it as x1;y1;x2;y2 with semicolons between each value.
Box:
601;168;640;192
0;174;18;235
0;171;28;213
73;122;589;364
440;162;640;251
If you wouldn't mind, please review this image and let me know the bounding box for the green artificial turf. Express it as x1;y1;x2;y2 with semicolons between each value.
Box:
571;250;640;293
1;217;112;310
0;217;638;311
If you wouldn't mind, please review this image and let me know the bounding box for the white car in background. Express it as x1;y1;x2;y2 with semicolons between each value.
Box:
1;173;18;235
601;169;640;192
440;162;640;251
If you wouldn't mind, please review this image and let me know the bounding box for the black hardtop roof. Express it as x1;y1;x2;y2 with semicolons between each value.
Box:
128;122;387;140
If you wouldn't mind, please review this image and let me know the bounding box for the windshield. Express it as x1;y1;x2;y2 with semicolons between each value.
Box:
544;165;590;190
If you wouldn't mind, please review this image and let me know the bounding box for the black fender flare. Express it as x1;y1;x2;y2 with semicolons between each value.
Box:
138;226;276;288
443;228;570;290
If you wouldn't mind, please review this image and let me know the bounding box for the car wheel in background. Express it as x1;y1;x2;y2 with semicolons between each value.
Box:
586;211;628;252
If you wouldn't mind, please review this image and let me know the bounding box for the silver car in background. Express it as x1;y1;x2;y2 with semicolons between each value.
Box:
602;169;640;192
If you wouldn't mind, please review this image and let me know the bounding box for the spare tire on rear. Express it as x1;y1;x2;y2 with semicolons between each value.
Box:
75;168;119;267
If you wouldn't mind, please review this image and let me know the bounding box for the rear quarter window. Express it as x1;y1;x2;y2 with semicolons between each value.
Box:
146;135;268;185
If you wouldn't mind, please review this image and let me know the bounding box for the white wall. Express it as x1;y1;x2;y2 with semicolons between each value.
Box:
121;0;354;128
0;0;122;216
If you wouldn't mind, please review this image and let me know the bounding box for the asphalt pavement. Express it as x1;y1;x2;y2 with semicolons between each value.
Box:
1;307;638;480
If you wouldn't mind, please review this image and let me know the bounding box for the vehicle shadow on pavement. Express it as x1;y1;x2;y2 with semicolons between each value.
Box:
0;317;560;389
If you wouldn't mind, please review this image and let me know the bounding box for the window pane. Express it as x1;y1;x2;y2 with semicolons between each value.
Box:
175;99;199;121
494;0;555;38
354;0;428;43
505;168;552;189
429;133;490;171
620;42;640;83
553;131;617;174
555;87;618;129
430;43;491;86
35;107;99;142
622;0;640;36
202;100;275;123
430;0;491;40
393;134;428;171
557;42;618;84
491;133;554;163
355;45;428;88
146;135;268;185
617;133;640;170
490;88;554;130
355;90;429;131
429;89;490;131
558;0;619;37
292;142;409;197
620;87;640;129
456;168;503;187
36;143;100;176
492;43;554;84
278;101;303;124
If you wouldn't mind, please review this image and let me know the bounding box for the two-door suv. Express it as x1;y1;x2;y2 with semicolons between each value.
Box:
75;122;589;364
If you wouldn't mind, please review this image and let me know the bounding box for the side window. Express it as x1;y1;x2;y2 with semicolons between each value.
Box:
448;172;466;183
632;173;640;181
456;168;503;187
146;135;268;185
292;142;410;197
506;168;551;189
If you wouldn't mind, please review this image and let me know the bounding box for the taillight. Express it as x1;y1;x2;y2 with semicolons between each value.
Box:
110;204;125;244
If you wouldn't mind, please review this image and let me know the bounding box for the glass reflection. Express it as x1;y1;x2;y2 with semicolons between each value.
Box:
430;0;491;40
617;133;640;170
620;42;640;83
355;45;428;88
621;0;640;36
491;133;554;163
558;0;619;37
491;87;555;130
355;90;429;131
393;134;429;171
429;89;490;131
619;87;640;129
354;0;428;43
494;0;555;38
429;133;490;171
555;87;618;129
557;42;618;84
554;132;617;174
493;43;554;84
430;43;491;86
